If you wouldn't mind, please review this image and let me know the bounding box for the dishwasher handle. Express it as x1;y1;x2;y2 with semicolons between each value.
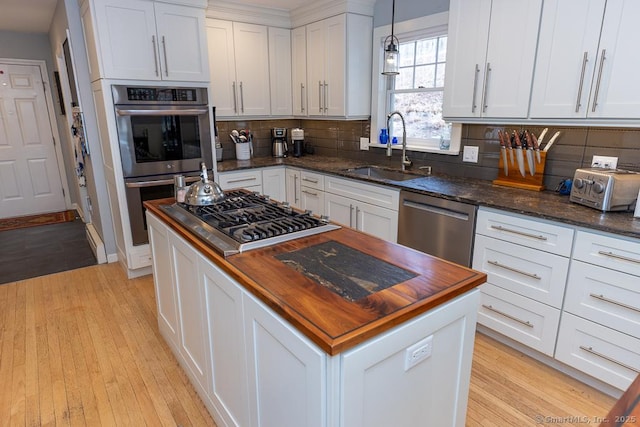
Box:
402;199;471;221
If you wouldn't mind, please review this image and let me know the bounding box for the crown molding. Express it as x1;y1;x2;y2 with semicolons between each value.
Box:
206;1;291;28
290;0;375;27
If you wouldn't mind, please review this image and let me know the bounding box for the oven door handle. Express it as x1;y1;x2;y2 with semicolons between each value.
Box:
125;176;200;188
115;108;209;116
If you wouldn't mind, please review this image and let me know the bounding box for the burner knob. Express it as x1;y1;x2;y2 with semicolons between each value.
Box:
320;215;330;223
574;178;585;189
593;181;605;194
304;209;313;215
282;201;290;208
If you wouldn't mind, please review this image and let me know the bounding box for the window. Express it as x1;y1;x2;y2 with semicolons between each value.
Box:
371;12;460;155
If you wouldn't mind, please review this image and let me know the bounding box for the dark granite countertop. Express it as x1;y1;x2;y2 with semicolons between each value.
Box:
216;156;640;240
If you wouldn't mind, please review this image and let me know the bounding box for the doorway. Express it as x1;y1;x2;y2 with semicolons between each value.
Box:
0;60;70;219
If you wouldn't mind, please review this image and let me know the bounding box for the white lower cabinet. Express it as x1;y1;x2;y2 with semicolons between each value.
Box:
243;292;326;427
324;177;399;242
556;313;640;391
261;167;286;202
478;284;560;356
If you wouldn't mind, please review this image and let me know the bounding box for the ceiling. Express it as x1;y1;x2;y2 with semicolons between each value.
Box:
0;0;317;34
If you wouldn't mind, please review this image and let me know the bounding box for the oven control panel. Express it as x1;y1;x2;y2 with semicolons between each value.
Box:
112;85;207;105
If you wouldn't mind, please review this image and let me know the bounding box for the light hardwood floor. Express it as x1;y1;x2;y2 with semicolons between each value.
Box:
0;264;615;426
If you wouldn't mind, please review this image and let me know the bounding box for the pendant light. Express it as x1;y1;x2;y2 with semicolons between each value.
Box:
382;0;399;76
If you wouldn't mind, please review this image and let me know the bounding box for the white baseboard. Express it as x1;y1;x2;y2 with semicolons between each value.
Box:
85;223;108;264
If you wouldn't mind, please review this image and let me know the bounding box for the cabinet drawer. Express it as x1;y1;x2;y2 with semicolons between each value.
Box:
299;170;324;191
565;260;640;339
556;313;640;391
476;208;574;256
473;235;569;308
478;283;561;356
218;170;263;190
573;231;640;277
324;176;399;211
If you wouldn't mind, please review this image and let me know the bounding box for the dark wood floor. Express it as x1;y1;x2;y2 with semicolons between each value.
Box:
0;219;96;284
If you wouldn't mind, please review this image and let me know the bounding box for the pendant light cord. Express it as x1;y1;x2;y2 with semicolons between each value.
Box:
390;0;396;40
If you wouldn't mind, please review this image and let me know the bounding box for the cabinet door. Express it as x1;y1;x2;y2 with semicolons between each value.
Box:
244;292;326;427
218;169;263;191
147;212;179;347
207;19;238;117
262;167;286;202
587;0;640;118
169;231;210;394
324;192;355;228
482;0;541;118
233;22;271;116
291;27;307;116
306;20;326;116
93;0;159;80
285;168;301;208
201;256;250;427
268;27;293;116
300;187;325;217
324;15;346;116
355;201;398;242
529;0;605;118
155;3;208;82
443;0;491;118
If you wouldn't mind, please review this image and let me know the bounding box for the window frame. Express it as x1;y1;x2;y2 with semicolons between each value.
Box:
370;12;461;155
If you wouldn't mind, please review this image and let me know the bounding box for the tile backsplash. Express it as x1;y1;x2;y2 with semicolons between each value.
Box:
217;118;640;190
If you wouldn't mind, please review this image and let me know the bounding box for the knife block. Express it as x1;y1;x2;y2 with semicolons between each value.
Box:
493;150;546;191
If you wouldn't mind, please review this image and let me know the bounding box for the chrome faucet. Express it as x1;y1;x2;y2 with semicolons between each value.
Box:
386;111;412;171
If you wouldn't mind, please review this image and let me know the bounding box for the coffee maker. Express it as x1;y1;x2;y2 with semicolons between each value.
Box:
291;128;304;157
272;128;288;158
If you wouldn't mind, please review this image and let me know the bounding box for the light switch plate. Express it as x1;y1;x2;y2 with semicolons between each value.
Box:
463;146;479;163
360;137;370;150
592;155;618;169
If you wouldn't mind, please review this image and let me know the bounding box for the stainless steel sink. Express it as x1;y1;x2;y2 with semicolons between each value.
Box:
346;166;424;182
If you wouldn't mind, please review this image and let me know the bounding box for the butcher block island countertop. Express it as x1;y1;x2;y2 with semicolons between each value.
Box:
145;198;487;355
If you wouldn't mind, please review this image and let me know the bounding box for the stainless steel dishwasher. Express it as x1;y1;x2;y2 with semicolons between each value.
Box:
397;190;477;267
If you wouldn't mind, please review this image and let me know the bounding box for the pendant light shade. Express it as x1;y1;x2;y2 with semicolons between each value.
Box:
382;0;400;76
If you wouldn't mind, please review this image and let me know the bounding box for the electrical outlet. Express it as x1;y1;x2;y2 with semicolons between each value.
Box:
404;335;433;371
462;146;479;163
360;137;370;150
592;155;618;169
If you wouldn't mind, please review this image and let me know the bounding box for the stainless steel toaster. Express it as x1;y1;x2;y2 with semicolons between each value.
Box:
570;168;640;211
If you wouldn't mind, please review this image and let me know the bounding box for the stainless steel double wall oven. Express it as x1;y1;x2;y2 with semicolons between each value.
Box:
113;85;213;245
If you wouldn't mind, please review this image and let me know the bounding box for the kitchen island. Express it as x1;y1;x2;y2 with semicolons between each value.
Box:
144;198;486;427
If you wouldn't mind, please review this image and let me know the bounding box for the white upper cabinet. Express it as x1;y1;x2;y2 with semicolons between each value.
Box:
207;20;271;117
268;27;293;116
304;14;372;118
443;0;542;119
82;0;208;82
291;26;308;116
532;0;640;119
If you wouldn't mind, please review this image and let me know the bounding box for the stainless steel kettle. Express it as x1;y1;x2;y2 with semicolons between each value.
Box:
184;162;225;206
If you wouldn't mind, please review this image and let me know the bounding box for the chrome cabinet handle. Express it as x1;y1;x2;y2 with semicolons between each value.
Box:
232;82;238;114
579;346;639;373
589;293;640;313
471;64;480;113
355;206;360;229
324;82;328;113
487;260;541;280
301;190;318;197
239;82;244;113
162;36;169;77
349;204;354;227
591;49;606;112
575;52;588;113
482;304;533;328
318;81;323;113
598;250;640;264
482;62;491;113
125;176;200;188
152;35;159;77
490;225;548;241
226;177;257;184
300;83;305;113
301;177;318;184
294;175;299;204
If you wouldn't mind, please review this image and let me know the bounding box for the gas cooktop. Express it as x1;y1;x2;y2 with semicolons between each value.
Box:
159;190;340;256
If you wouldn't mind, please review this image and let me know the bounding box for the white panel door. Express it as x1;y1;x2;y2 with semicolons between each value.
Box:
268;27;293;116
324;14;346;116
306;20;326;117
233;22;271;116
291;26;307;116
0;63;66;218
207;19;238;117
